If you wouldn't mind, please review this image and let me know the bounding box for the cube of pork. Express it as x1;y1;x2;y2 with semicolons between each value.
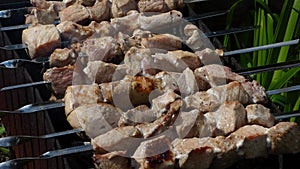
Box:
172;137;215;169
245;104;275;127
49;48;77;67
138;0;184;12
93;152;131;169
83;61;117;84
184;91;220;112
133;135;175;169
59;3;90;24
74;103;121;138
203;101;246;137
241;80;268;104
111;0;137;18
268;122;300;154
43;65;74;98
141;34;182;51
22;24;61;59
151;90;180;118
64;84;101;115
226;125;269;159
87;0;110;22
194;64;246;88
25;5;58;25
56;21;94;43
89;21;116;37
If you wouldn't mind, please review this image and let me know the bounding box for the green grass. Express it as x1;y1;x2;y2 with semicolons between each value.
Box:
224;0;300;122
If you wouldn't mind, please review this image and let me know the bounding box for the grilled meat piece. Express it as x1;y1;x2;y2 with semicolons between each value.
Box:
49;48;77;67
89;21;116;37
25;4;58;25
245;104;275;128
172;137;216;169
268;122;300;154
119;105;156;126
194;64;246;88
74;103;121;138
31;0;66;12
141;33;182;51
43;65;74;98
56;21;94;43
59;3;90;24
184;91;219;112
94;152;131;169
22;24;61;59
87;0;110;22
81;36;123;63
92;126;143;157
133;135;175;169
111;0;137;18
83;61;118;84
64;84;101;115
151;90;180;117
195;48;223;65
226;125;269;159
138;0;184;13
241;80;268;104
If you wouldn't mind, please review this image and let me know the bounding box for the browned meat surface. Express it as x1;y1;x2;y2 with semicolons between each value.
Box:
227;125;269;159
151;90;180;117
64;84;101;115
81;36;123;62
138;0;184;12
83;61;118;84
241;80;268;104
25;5;58;25
89;21;116;37
111;0;137;18
31;0;66;12
94;152;131;169
87;0;110;22
56;21;94;43
245;104;275;127
141;34;182;51
74;103;121;138
170;50;202;71
49;48;77;67
184;91;219;112
203;101;246;137
59;3;90;24
268;122;300;154
194;64;246;88
22;24;60;59
133;135;175;169
43;65;74;98
172;137;215;169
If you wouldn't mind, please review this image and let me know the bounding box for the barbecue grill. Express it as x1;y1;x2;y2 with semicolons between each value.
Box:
0;0;299;169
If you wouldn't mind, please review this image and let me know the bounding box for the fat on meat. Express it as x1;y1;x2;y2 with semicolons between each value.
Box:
268;122;300;154
56;21;94;43
111;0;137;18
64;84;101;115
245;104;275;128
22;24;61;59
87;0;110;22
59;3;90;24
43;65;74;98
74;103;121;138
133;135;175;169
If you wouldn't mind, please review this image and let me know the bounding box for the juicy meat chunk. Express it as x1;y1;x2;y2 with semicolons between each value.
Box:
22;24;60;59
59;3;90;24
194;64;246;88
241;80;268;104
25;5;58;25
203;101;246;137
138;0;184;12
172;137;215;169
92;126;142;157
111;0;137;18
151;90;180;118
74;103;121;138
83;61;118;84
245;104;275;127
87;0;110;22
93;152;131;169
141;34;182;51
111;10;140;35
81;36;123;63
169;50;202;71
268;122;300;154
56;21;94;43
184;91;219;112
226;125;269;159
133;135;175;169
89;21;116;37
64;84;100;115
43;65;74;98
49;48;77;67
195;48;222;65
